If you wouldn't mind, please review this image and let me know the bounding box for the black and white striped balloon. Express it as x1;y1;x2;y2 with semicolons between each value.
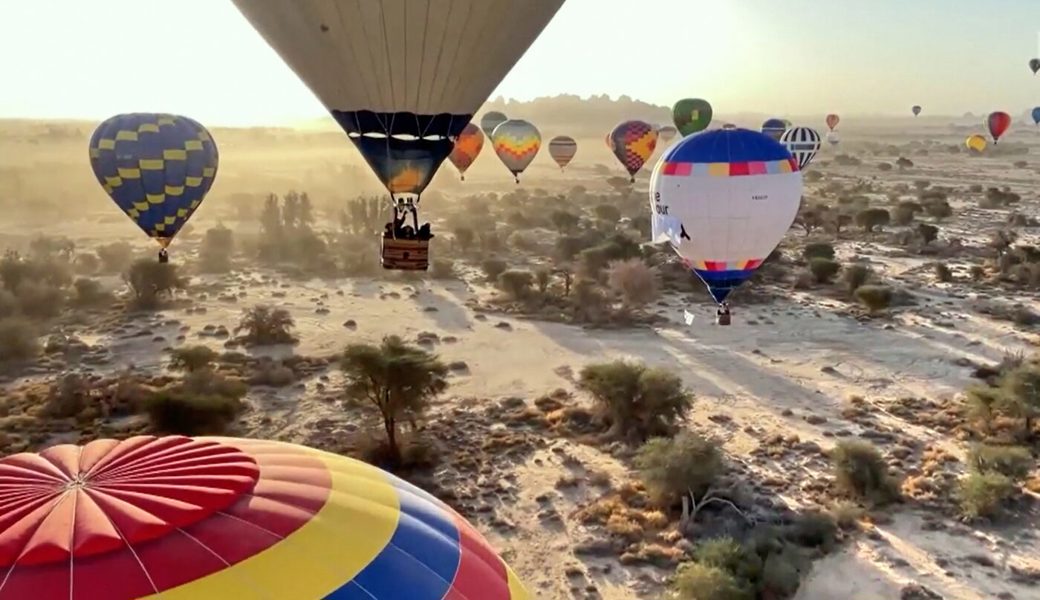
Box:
779;126;822;170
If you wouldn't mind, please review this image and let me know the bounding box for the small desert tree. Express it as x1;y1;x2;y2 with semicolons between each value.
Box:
199;223;235;273
916;223;939;245
452;226;475;253
497;269;534;300
124;259;184;309
855;208;891;232
235;305;297;346
169;345;219;373
606;258;659;312
550;210;580;234
578;360;692;442
636;432;722;506
802;242;835;261
809;258;841;284
339;335;449;465
997;364;1040;439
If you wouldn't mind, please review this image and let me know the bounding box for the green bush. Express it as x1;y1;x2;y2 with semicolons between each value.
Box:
802;242;835;261
854;285;893;313
830;440;900;504
967;444;1033;481
669;562;746;600
809;258;841;284
497;269;534;300
481;258;508;282
235;305;297;346
430;258;456;280
142;389;244;435
842;264;872;293
855;208;891;232
168;345;219;373
636;432;722;505
579;360;693;441
933;262;953;283
958;472;1015;519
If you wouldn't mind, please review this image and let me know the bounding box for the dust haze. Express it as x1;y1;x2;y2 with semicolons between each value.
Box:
0;94;1039;600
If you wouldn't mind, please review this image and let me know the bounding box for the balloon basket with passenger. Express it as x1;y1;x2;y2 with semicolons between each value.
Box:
382;198;432;271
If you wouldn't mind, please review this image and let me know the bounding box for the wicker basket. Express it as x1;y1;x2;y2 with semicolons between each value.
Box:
381;238;430;271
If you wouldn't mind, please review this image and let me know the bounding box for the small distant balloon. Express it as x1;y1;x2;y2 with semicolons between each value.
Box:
657;125;678;143
826;131;840;146
447;123;484;181
491;119;541;183
609;120;658;182
987;111;1011;144
780;127;822;170
480;111;508;138
1032;107;1040;126
672;98;713;137
761;118;787;141
1030;58;1040;75
912;105;922;117
548;135;577;171
825;114;840;131
965;134;988;154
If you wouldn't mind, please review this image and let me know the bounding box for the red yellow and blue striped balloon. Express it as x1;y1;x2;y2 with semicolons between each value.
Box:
89;113;218;248
548;135;577;170
0;435;529;600
610;120;658;182
448;123;485;181
491;119;541;183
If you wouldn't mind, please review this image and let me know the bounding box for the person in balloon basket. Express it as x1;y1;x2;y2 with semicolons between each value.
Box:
158;248;169;264
716;302;731;326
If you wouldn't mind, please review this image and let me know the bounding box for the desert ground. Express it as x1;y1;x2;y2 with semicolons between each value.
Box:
0;107;1038;600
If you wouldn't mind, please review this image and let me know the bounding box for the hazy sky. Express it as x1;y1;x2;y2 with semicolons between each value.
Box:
2;0;1040;125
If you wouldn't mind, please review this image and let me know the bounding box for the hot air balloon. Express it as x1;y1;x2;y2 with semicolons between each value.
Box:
89;113;217;263
230;0;565;271
781;119;793;129
825;114;840;131
548;135;577;171
491;119;542;183
657;125;678;143
0;435;531;599
672;98;713;137
605;132;613;149
610;120;659;182
480;111;509;138
826;131;841;146
966;134;988;154
1032;107;1040;126
987;111;1011;144
1030;58;1040;75
912;105;922;117
448;123;485;181
761;118;787;141
779;127;822;170
650;128;802;321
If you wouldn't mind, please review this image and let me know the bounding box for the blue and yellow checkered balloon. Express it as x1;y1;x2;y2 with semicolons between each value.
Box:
89;114;219;246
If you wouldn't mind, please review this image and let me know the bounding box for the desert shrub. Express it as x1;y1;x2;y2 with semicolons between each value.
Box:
534;268;551;294
594;204;622;222
507;231;538;252
555;234;593;261
854;285;892;313
578;360;692;441
758;551;802;598
14;281;65;319
0;317;39;365
142;388;244;435
669;562;745;600
830;440;900;504
877;162;893;172
452;226;475;253
42;374;89;419
550;210;580;233
606;258;659;310
958;472;1015;519
249;361;297;387
808;258;840;284
199;223;235;273
74;252;100;275
168;345;218;373
933;262;953;282
497;269;534;300
124;258;185;309
72;278;112;307
842;264;872;293
892;201;922;225
481;257;508;282
996;365;1040;438
923;200;953;220
340;335;448;467
235;305;297;346
802;242;835;261
636;432;722;506
571;278;610;323
855;208;890;232
896;157;914;168
967;444;1033;481
96;241;134;273
969;265;986;281
916;223;939;244
430;258;456;280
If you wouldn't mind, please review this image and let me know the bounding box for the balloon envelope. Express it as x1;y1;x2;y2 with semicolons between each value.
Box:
610;120;659;181
0;435;530;599
230;0;564;197
825;114;840;131
779;127;822;170
548;135;577;169
966;134;988;153
672;98;713;136
448;123;485;180
987;111;1011;143
89;113;218;247
649;128;802;303
657;125;678;143
480;111;509;138
1030;58;1040;74
761;118;787;141
912;105;922;116
1032;107;1040;125
491;119;541;182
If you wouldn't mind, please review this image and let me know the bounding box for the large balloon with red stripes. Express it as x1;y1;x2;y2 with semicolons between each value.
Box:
0;435;529;599
649;127;803;304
